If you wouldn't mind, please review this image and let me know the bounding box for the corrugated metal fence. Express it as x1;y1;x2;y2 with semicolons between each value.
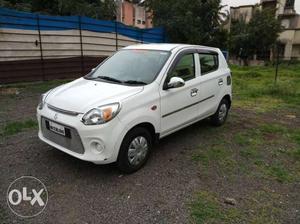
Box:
0;7;165;84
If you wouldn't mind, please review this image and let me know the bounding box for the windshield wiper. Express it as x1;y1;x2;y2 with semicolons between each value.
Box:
84;76;96;80
90;76;146;85
123;80;147;85
96;76;123;83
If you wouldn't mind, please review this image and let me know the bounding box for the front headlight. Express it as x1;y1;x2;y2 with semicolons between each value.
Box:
38;94;46;110
82;103;121;125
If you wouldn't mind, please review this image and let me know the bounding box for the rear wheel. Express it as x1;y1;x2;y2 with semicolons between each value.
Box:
210;98;229;126
117;127;152;173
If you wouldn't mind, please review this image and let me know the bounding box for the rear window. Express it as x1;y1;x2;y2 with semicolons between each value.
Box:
199;53;219;75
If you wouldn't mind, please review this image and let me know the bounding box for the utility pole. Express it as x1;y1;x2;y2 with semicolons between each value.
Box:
274;43;280;85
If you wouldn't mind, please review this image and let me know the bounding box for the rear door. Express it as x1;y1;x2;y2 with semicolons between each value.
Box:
196;50;225;116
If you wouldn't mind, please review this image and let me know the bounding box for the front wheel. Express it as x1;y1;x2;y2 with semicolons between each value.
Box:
210;98;229;126
117;127;152;173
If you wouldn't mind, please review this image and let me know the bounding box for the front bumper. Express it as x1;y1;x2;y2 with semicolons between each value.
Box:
37;105;126;164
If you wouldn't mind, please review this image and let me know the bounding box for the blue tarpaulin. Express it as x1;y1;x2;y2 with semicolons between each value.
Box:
0;7;165;43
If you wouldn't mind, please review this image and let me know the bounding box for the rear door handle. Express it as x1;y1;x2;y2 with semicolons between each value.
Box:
190;88;198;97
218;78;224;86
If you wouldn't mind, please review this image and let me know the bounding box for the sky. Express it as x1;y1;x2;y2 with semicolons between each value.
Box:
221;0;300;13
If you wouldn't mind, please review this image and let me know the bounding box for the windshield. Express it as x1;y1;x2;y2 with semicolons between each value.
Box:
86;49;170;85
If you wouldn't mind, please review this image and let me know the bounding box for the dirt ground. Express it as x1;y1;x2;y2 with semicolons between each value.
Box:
0;83;299;224
0;89;201;224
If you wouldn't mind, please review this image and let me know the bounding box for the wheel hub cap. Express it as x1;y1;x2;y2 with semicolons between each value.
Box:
128;136;148;166
218;104;227;121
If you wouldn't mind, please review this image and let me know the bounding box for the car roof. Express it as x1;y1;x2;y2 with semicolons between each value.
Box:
123;43;219;52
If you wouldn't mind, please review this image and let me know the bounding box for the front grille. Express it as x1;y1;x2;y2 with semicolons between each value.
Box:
41;117;85;154
47;104;81;116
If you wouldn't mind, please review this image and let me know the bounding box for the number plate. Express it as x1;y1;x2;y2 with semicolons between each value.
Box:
49;121;65;136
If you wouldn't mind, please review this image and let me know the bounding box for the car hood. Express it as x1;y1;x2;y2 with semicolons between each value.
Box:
46;78;143;113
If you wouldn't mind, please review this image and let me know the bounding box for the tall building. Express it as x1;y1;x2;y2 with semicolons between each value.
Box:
116;0;153;29
229;0;300;60
230;5;256;24
262;0;300;60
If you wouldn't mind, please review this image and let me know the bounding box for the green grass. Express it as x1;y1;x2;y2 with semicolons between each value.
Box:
192;146;229;164
0;119;38;137
190;190;283;224
239;147;260;159
289;130;300;160
259;123;288;134
291;129;300;145
192;120;300;182
234;130;263;146
231;64;300;111
190;191;241;223
265;164;292;183
192;144;238;174
291;150;300;163
190;63;300;221
245;191;283;224
190;191;223;223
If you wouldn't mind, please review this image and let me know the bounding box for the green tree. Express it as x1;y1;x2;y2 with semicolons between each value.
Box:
248;7;282;59
146;0;228;48
0;0;32;12
229;7;282;64
229;19;253;64
0;0;116;20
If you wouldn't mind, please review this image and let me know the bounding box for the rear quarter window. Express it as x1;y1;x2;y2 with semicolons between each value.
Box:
199;53;219;75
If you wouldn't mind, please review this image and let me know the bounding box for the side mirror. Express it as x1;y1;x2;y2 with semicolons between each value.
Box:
166;77;185;89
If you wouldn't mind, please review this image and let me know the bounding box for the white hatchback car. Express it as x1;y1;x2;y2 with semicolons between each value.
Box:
37;44;232;173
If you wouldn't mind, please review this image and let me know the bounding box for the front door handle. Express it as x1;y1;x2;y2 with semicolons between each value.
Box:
191;88;198;97
218;78;224;86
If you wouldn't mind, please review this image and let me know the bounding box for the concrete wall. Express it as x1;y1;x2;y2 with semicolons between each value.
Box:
278;29;300;59
275;0;287;16
0;7;164;83
230;6;254;23
294;30;300;43
0;28;142;62
292;44;300;57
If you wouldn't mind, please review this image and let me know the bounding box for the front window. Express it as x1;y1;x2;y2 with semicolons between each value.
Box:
168;54;195;82
86;49;170;85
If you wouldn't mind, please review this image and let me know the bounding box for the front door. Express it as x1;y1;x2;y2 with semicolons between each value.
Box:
159;51;201;136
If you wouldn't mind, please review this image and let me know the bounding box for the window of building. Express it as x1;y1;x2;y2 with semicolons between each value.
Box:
199;53;218;75
137;19;141;24
285;0;295;9
168;54;195;81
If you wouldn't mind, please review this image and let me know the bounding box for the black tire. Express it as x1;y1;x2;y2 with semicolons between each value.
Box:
117;127;152;173
210;98;230;126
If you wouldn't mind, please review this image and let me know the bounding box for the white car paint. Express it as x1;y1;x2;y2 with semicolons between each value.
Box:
37;44;232;165
46;78;144;113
